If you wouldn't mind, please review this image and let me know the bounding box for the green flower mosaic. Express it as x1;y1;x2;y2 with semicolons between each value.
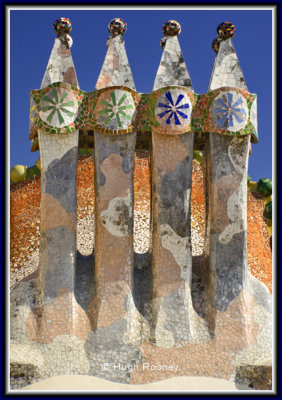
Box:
96;90;135;129
39;88;78;128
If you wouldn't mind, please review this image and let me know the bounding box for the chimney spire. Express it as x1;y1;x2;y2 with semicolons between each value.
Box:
95;18;135;90
153;20;193;91
208;22;247;91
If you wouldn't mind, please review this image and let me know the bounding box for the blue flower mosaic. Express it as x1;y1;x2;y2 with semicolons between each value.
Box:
210;91;248;132
155;90;192;128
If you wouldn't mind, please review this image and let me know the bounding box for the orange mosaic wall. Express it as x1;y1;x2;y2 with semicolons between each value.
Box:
10;153;272;292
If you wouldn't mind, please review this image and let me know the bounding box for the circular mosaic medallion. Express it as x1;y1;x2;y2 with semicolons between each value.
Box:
250;97;257;134
95;89;136;130
210;90;248;132
155;89;192;129
39;87;78;128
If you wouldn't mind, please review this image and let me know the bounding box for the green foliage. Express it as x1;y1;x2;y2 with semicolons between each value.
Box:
26;165;40;180
265;201;272;219
257;178;272;196
78;148;93;155
193;150;202;165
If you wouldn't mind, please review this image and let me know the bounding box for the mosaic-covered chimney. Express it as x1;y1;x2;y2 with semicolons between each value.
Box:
28;18;90;341
89;18;144;339
205;23;254;316
151;20;209;346
10;17;271;389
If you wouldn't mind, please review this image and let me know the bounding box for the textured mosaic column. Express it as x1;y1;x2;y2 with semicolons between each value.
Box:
207;25;252;314
204;27;272;378
89;20;145;347
151;22;209;347
26;19;90;343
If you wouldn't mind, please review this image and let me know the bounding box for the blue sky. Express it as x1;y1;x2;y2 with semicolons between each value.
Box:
9;7;273;181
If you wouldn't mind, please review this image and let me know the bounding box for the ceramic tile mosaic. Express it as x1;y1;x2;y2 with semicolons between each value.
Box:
95;32;135;90
153;35;192;90
10;19;271;390
95;89;136;130
90;31;147;345
53;17;72;36
41;34;78;89
217;22;235;39
201;22;271;391
32;20;83;346
151;34;204;347
10;156;272;389
212;36;223;53
29;84;258;142
10;157;272;289
155;89;192;128
162;20;181;37
208;37;247;91
108;18;127;37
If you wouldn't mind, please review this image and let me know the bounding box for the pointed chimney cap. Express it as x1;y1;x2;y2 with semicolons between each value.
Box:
212;22;236;53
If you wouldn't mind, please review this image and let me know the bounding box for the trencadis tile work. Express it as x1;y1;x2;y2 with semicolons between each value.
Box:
10;18;272;390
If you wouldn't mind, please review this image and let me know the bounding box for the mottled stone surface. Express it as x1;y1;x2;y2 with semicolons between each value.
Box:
206;35;252;313
150;26;206;347
39;142;78;292
207;135;249;312
92;132;147;342
38;132;78;171
235;364;272;390
43;146;78;214
130;288;271;386
41;35;79;89
34;28;81;342
40;227;75;298
85;320;143;383
201;29;272;375
10;154;272;390
150;133;210;347
95;35;135;90
208;38;247;91
153;36;192;90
